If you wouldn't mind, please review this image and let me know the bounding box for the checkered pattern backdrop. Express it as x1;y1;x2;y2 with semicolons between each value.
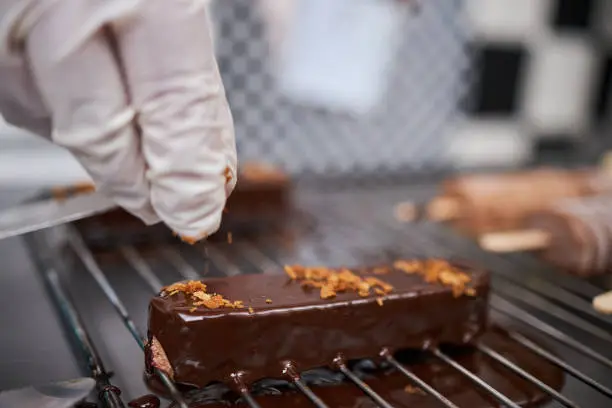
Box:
210;0;612;176
211;0;469;177
461;0;612;167
1;0;611;185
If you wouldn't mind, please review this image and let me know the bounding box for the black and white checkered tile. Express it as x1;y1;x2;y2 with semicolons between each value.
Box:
458;0;612;167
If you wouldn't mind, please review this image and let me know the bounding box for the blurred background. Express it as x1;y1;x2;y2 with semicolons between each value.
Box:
4;2;612;405
2;0;611;186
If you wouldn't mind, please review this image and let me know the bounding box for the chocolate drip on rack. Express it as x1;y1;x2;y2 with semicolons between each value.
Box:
164;330;564;407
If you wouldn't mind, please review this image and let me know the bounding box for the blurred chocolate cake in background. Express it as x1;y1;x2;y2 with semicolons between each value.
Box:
66;162;294;248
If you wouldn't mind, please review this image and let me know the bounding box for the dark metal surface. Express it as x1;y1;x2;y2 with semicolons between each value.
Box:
3;183;612;407
0;189;80;391
0;377;95;408
0;191;115;241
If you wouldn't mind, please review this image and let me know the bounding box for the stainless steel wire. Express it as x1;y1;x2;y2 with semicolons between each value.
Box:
65;227;189;408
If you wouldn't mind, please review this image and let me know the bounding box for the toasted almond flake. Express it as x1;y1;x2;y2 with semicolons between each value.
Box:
162;280;243;309
393;259;473;297
284;266;298;279
321;285;337;299
286;260;472;298
394;260;422;274
372;267;389;275
376;297;384;306
193;291;211;301
374;288;386;296
248;307;254;314
365;277;393;294
265;298;272;304
404;385;425;395
285;265;394;299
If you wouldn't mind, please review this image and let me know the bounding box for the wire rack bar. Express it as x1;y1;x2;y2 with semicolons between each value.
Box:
119;245;164;293
161;246;202;280
491;295;612;371
198;244;242;276
494;285;612;344
239;389;263;408
476;343;579;408
334;359;395;408
381;350;459;408
43;267;125;408
233;241;282;274
283;363;330;408
292;377;330;408
230;372;263;408
66;227;189;408
506;330;612;399
432;348;521;408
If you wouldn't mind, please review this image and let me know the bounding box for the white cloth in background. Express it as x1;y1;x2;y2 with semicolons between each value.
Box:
274;0;407;115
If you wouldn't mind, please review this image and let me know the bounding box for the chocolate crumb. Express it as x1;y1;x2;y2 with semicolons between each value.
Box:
223;166;233;184
372;267;390;275
284;265;394;299
162;280;243;309
128;394;161;408
395;259;473;297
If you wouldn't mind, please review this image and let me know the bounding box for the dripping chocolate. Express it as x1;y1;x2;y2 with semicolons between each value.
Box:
146;260;489;389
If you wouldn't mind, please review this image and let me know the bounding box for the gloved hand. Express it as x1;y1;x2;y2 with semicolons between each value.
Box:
0;0;237;242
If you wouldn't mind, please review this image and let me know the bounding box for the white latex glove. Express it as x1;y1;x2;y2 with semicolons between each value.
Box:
0;0;237;241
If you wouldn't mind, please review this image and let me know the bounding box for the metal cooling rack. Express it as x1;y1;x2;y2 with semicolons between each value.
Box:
22;183;612;408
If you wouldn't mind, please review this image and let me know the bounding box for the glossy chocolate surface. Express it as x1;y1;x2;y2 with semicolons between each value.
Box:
147;262;489;389
127;394;161;408
169;329;563;407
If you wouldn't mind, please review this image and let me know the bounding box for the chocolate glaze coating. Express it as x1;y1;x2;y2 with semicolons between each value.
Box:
146;262;489;390
128;394;161;408
169;329;563;407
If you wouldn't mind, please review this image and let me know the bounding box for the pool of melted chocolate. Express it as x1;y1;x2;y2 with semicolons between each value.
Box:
162;328;563;407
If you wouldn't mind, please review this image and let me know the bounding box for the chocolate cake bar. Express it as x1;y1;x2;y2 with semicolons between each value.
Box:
222;162;290;223
168;329;563;407
146;260;489;389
